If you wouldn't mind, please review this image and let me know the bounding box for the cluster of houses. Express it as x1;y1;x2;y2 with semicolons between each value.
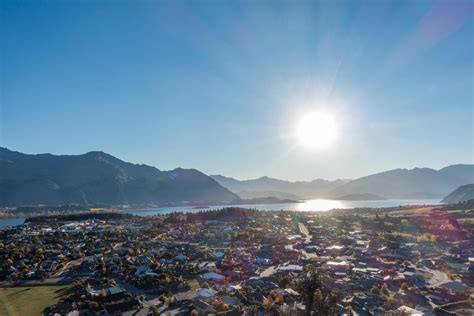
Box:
0;206;473;315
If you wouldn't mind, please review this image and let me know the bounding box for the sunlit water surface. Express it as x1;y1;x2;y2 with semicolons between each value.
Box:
127;199;441;216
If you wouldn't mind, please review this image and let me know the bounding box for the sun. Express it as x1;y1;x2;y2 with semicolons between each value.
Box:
296;111;337;150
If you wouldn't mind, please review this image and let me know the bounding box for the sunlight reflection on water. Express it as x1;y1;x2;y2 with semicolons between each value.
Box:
297;199;345;211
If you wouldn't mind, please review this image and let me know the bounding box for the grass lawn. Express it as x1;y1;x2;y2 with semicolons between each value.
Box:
0;284;72;316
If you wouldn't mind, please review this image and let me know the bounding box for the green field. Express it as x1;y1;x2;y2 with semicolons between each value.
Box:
0;285;72;316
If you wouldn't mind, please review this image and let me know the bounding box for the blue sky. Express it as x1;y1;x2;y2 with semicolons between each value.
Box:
1;0;473;180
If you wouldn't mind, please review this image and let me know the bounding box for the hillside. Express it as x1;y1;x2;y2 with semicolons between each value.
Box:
327;166;474;199
442;184;474;203
0;148;239;206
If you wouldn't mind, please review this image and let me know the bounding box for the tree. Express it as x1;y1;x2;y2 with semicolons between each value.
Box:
293;266;341;316
150;305;159;315
279;276;291;288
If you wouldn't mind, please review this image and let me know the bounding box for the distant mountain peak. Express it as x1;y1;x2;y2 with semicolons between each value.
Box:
83;150;109;158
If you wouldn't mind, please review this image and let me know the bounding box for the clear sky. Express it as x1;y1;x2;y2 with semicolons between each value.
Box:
1;0;473;181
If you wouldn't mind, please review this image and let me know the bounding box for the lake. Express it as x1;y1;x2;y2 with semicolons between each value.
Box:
126;199;442;216
0;218;25;229
0;199;442;228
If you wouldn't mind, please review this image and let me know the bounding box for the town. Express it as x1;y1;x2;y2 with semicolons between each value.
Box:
0;204;473;315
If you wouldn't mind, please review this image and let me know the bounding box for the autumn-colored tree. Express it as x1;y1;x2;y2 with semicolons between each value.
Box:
150;305;159;316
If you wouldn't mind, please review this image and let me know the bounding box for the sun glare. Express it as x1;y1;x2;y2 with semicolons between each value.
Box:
296;111;337;150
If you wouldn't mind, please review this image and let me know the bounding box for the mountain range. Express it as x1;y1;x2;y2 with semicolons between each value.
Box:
1;147;473;206
210;175;348;200
212;164;474;200
0;148;238;206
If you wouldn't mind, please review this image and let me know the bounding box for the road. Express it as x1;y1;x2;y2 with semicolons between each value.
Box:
298;223;311;243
